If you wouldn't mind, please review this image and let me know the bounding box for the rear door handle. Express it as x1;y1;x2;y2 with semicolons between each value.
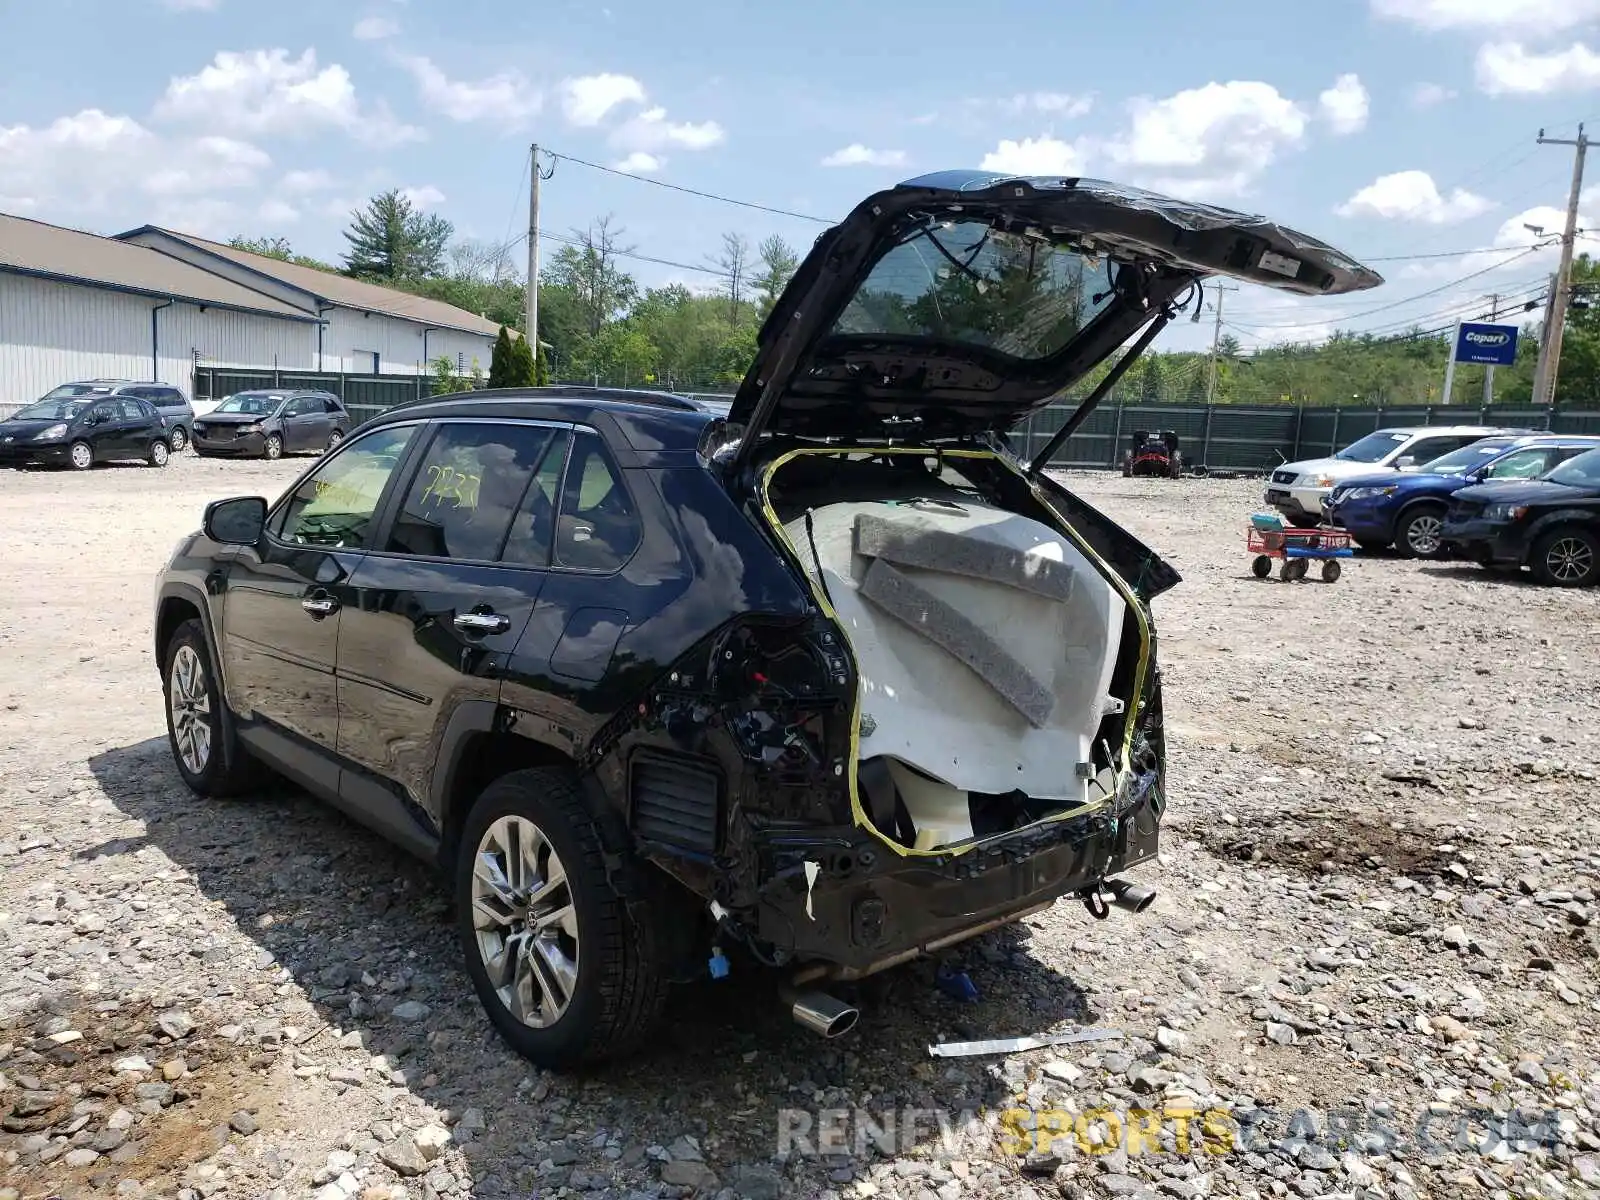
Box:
301;595;339;617
454;610;510;634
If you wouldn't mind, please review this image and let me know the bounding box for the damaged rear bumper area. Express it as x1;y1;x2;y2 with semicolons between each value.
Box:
746;766;1164;982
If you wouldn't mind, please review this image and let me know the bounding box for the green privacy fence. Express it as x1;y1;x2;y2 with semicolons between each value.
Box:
188;366;1600;474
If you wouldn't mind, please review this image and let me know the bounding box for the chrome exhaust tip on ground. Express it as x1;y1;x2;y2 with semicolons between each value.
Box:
1104;877;1157;914
784;988;860;1038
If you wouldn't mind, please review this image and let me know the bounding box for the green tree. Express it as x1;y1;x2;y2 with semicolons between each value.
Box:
534;343;551;386
341;189;453;282
488;326;515;388
226;236;335;271
507;332;537;387
545;215;639;337
753;235;799;317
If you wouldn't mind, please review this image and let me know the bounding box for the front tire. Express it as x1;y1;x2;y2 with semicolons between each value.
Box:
456;767;671;1069
263;433;283;460
1530;526;1599;587
1394;503;1446;559
326;428;345;453
161;619;259;797
148;439;170;468
69;441;93;470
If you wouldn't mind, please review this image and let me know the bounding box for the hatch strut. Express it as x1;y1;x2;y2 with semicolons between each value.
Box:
1026;308;1175;477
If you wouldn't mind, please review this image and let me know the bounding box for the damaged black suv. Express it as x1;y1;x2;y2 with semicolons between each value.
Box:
152;171;1379;1067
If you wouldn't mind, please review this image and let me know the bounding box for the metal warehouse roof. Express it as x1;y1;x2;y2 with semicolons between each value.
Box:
120;227;509;338
0;213;316;321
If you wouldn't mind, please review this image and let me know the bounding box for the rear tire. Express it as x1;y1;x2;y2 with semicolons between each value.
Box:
1251;555;1272;579
1394;503;1446;559
1320;559;1342;583
161;619;260;797
456;767;672;1069
1529;526;1599;587
148;439;170;468
168;426;189;453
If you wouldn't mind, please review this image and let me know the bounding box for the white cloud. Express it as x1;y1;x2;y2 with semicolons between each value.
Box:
1410;82;1457;106
0;109;275;219
400;184;446;209
280;168;336;193
396;54;540;124
155;48;423;146
560;74;646;126
258;198;300;223
1318;74;1369;135
352;16;398;40
1336;170;1494;223
611;151;663;173
608;106;723;153
1371;0;1600;32
999;92;1094;118
1476;41;1600;95
978;136;1088;176
820;144;908;168
1099;80;1309;197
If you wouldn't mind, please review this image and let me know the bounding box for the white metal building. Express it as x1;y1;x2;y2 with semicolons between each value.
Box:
116;227;503;376
0;213;317;407
0;210;512;411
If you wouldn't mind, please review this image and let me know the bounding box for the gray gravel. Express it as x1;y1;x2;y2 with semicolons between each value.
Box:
1;459;1597;1199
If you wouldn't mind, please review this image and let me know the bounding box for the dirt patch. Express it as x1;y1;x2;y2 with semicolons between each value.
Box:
1189;812;1476;880
1;995;282;1197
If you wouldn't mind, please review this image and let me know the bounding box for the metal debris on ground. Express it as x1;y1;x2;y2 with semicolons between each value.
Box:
927;1027;1125;1057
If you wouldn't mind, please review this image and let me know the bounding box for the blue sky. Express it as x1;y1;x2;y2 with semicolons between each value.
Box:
6;0;1600;352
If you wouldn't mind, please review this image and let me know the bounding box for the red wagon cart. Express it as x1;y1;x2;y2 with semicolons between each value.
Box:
1247;513;1354;583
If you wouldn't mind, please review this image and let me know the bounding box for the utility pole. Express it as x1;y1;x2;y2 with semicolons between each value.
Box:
525;144;542;370
1482;293;1500;406
1534;124;1591;407
1530;272;1559;408
1205;282;1236;405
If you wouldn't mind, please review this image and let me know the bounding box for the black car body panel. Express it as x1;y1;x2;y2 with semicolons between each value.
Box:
0;394;169;466
154;173;1371;1052
1442;470;1600;568
723;171;1381;457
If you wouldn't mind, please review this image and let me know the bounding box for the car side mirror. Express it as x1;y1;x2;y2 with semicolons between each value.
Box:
1395;455;1417;469
204;496;267;544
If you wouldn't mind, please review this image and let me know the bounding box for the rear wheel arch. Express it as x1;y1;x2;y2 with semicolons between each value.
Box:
436;719;582;868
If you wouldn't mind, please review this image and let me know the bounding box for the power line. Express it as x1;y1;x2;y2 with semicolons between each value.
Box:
542;149;834;225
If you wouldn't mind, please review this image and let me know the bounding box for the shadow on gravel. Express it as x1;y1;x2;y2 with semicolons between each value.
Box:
85;736;1105;1196
1417;564;1536;586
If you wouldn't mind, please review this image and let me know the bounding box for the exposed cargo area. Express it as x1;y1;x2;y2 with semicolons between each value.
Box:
767;453;1129;851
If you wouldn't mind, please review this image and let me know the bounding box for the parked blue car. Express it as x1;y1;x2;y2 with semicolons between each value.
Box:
1323;433;1600;557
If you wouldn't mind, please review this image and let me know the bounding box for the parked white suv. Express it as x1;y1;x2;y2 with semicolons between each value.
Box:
1265;426;1525;526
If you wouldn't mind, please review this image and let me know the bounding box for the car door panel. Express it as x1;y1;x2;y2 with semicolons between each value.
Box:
333;419;566;829
499;428;692;759
221;421;424;792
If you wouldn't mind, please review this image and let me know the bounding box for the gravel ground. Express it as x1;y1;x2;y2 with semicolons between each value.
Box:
1;456;1597;1200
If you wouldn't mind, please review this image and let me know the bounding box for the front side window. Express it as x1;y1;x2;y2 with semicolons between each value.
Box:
283;397;320;417
1404;436;1475;463
554;431;642;571
274;424;417;548
1545;448;1600;488
1483;448;1555;479
385;423;559;562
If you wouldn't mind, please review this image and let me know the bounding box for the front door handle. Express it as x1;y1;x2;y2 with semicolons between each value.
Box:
454;610;510;634
301;595;339;617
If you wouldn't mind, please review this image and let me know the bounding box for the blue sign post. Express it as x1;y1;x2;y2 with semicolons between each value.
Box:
1454;322;1519;367
1442;320;1520;404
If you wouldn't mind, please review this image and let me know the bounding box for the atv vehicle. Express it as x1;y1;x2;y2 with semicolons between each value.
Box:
1122;430;1183;478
